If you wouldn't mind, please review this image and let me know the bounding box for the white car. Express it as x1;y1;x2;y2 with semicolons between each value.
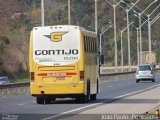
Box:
0;76;10;85
136;64;155;83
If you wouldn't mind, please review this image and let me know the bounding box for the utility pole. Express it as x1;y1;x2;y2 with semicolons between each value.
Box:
95;0;98;35
121;22;134;71
126;0;139;71
147;4;160;62
105;0;122;71
136;28;140;65
113;5;118;70
100;25;112;54
68;0;71;25
138;0;158;64
41;0;44;26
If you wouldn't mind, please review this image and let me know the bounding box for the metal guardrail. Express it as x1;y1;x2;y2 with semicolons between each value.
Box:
0;82;30;97
0;82;29;89
100;66;137;75
100;70;135;82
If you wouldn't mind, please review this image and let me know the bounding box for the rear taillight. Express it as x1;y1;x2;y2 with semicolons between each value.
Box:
30;72;35;82
80;71;84;80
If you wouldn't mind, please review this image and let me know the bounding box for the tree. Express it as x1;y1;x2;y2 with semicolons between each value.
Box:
12;26;29;72
0;36;10;74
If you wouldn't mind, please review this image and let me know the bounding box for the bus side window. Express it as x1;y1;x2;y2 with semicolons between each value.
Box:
92;39;94;53
86;36;89;52
92;38;95;53
84;36;87;52
93;39;96;53
95;38;97;51
90;38;93;53
89;37;92;53
88;37;90;53
95;38;97;52
88;36;90;53
90;37;93;53
93;38;95;53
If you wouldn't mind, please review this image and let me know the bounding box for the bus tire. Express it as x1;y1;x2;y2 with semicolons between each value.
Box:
91;94;97;101
91;79;98;101
97;79;99;93
44;97;52;104
36;97;44;104
52;98;56;102
76;80;90;103
84;80;90;103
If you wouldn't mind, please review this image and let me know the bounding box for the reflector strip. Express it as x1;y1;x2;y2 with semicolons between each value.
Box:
37;72;77;77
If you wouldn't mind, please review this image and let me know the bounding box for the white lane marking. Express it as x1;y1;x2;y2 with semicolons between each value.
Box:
42;103;102;120
17;103;26;106
42;84;160;120
114;84;160;99
108;86;112;88
42;103;101;120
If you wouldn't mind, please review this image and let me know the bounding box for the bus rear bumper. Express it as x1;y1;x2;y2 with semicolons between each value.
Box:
31;93;85;99
30;83;84;95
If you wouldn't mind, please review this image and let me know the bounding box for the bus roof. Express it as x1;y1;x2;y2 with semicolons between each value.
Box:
33;25;97;37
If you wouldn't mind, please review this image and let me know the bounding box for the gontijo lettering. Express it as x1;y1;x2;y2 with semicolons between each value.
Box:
35;49;78;55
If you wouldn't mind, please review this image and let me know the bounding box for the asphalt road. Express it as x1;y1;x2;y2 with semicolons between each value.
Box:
0;72;160;120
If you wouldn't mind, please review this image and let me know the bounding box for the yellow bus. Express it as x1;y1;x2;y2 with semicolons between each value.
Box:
29;25;99;104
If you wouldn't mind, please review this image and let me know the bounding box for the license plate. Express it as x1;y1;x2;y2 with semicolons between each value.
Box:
142;72;148;75
56;77;65;80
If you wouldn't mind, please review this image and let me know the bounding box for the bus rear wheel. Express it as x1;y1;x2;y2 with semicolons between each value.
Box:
91;94;97;100
76;94;90;103
44;98;52;104
36;97;44;104
75;81;90;103
82;80;90;103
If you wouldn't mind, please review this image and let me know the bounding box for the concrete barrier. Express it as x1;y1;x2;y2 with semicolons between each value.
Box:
100;66;137;74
